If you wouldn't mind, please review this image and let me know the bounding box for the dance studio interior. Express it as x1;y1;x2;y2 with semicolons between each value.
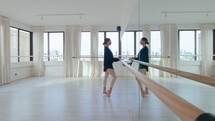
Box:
0;0;215;121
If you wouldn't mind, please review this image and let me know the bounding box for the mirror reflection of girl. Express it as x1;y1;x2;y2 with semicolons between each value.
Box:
103;38;120;97
130;37;149;97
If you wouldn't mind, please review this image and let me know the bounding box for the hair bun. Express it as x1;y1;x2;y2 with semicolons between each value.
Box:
103;38;111;45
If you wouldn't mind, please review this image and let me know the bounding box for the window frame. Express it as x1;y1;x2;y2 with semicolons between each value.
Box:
10;26;33;62
178;29;200;61
44;31;65;61
150;30;161;60
81;31;91;57
125;30;142;56
121;31;135;56
98;31;120;56
98;30;143;57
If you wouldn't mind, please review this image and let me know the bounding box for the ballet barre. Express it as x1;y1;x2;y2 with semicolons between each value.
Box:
73;56;103;58
132;60;215;87
72;56;170;59
121;60;215;121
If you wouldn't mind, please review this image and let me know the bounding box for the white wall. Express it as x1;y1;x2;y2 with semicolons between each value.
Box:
10;19;32;31
42;61;133;77
41;60;203;77
44;61;64;76
179;61;201;74
11;62;33;81
10;60;203;81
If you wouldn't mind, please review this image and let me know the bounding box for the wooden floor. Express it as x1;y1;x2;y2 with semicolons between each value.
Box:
0;77;214;121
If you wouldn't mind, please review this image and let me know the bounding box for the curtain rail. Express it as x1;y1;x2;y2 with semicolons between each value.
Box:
121;60;211;121
132;60;215;87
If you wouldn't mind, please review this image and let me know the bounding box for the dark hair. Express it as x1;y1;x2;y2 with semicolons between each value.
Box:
103;38;111;45
141;37;149;44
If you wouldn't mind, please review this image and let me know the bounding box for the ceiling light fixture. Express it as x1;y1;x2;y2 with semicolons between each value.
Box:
161;11;213;17
36;13;86;20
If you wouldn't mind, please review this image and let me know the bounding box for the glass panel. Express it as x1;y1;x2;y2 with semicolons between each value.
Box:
81;32;91;56
122;32;134;57
196;30;201;60
106;32;119;56
151;31;161;61
179;31;195;61
10;28;18;63
98;32;104;56
49;32;64;61
19;30;30;62
98;32;105;61
136;31;142;55
44;33;48;61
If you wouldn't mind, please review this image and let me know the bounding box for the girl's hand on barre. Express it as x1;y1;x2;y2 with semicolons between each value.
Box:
129;57;134;60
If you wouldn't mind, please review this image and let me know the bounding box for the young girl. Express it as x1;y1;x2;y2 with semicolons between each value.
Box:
103;38;119;97
131;37;149;97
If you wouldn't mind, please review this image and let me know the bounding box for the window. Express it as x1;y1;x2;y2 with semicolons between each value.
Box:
122;32;134;56
20;30;31;62
196;30;201;60
136;31;142;55
98;32;105;56
44;33;48;61
44;32;64;61
106;32;119;56
81;32;91;56
10;27;32;63
98;31;119;59
179;30;200;61
10;28;18;62
151;31;161;60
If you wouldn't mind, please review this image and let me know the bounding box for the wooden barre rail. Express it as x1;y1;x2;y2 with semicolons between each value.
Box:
72;56;170;59
73;56;103;58
121;60;204;121
132;60;215;87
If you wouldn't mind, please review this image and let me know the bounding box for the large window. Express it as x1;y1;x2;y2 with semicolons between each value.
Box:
20;30;31;62
151;31;161;60
98;32;105;56
179;30;200;61
10;27;32;63
122;32;134;56
10;28;18;62
44;32;64;61
81;32;91;56
96;30;160;61
136;31;142;55
98;31;119;56
135;31;161;60
106;32;119;56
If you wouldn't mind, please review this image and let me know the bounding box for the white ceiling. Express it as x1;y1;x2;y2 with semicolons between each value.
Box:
0;0;215;28
129;0;215;27
0;0;128;26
